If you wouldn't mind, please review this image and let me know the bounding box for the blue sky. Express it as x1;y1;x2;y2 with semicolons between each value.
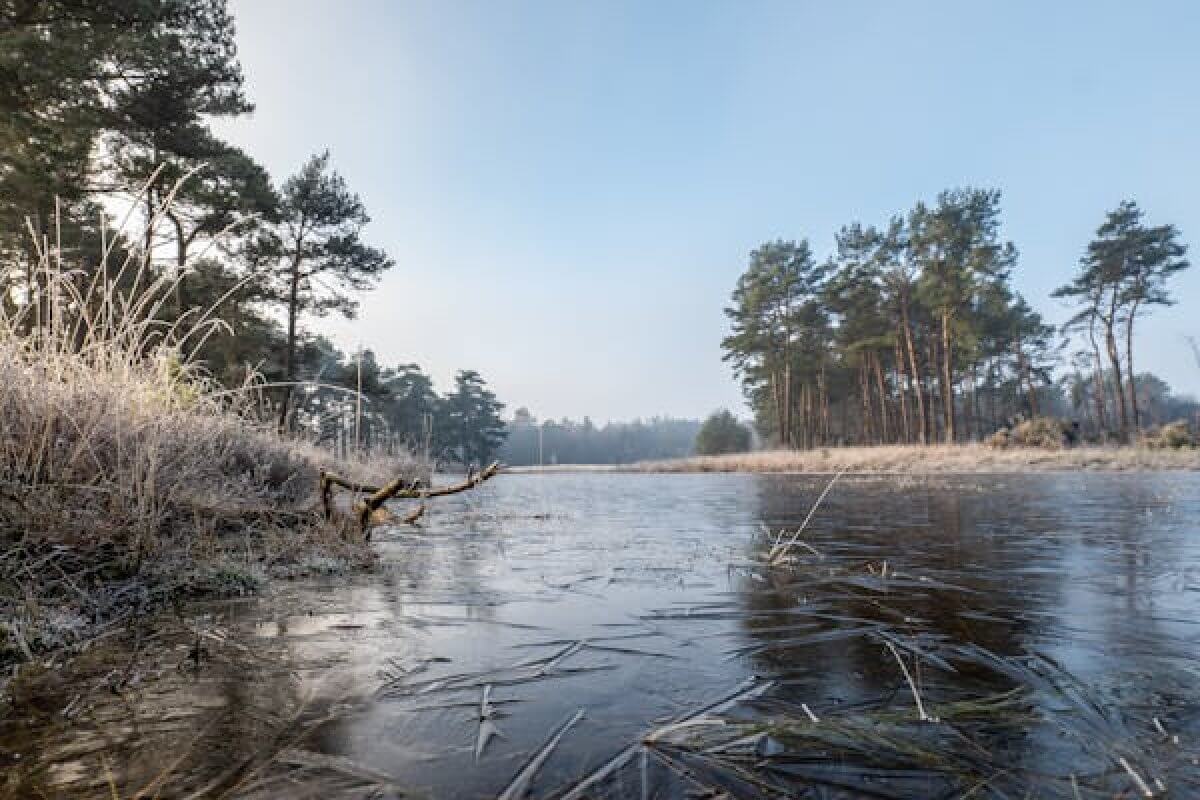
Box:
217;0;1200;421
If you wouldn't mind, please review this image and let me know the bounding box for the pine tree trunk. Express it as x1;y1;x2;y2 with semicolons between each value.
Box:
873;353;890;443
802;383;811;449
278;258;302;433
988;359;998;430
1104;317;1129;441
927;337;940;440
1125;301;1140;431
967;362;978;440
900;303;927;444
1015;339;1038;417
940;311;956;443
807;383;815;449
819;361;831;446
142;166;157;263
772;369;786;448
168;211;189;318
777;366;786;448
783;360;792;448
840;393;849;446
1087;315;1109;434
860;362;872;444
894;337;911;443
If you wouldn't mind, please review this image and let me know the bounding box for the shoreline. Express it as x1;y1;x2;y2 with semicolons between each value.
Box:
632;444;1200;474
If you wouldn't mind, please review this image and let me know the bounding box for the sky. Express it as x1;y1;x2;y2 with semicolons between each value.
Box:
215;0;1200;422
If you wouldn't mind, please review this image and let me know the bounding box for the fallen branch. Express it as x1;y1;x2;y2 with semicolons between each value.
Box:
401;503;425;525
319;462;501;537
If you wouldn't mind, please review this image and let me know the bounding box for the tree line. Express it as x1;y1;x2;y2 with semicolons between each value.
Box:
501;411;700;466
1061;369;1199;435
296;343;506;466
722;189;1191;447
1;0;508;465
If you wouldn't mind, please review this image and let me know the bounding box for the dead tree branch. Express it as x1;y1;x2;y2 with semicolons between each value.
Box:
319;462;501;538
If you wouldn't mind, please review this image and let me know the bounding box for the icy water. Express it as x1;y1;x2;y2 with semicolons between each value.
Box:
4;472;1200;798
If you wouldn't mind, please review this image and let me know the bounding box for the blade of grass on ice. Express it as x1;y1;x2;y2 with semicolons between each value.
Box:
497;708;585;800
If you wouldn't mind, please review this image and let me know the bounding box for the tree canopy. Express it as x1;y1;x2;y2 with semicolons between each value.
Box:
1053;201;1189;439
0;1;496;467
695;410;752;456
718;188;1186;448
247;150;395;428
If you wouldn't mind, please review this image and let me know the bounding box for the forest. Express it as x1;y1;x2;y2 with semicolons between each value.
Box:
1;0;507;466
500;412;701;466
4;3;1196;465
722;190;1194;448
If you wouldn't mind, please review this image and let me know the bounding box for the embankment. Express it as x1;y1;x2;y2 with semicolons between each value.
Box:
0;214;424;672
636;444;1200;474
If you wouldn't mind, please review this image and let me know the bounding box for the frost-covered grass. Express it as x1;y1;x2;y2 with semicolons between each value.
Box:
637;443;1200;474
0;178;421;668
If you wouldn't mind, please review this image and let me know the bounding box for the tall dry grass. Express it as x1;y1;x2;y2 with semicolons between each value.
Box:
0;175;416;665
637;443;1200;474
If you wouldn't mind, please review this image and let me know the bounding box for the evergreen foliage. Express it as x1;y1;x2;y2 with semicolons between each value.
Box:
441;370;507;466
246;151;395;428
1053;201;1190;440
695;410;752;455
722;190;1191;447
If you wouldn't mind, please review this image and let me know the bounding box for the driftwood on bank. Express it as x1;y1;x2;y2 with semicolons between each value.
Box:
319;461;501;538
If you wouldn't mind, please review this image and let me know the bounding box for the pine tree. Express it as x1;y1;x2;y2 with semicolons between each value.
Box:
248;152;394;429
722;240;828;447
910;189;1016;442
1;0;250;261
1054;201;1189;437
440;370;507;466
382;364;441;451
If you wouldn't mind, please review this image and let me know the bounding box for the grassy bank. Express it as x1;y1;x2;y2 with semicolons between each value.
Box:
0;198;421;673
636;443;1200;473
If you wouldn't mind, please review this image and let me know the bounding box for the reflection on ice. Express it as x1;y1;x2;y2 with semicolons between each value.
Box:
3;472;1199;798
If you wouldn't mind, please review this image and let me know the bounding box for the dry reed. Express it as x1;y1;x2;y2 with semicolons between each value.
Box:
0;175;420;669
637;443;1200;474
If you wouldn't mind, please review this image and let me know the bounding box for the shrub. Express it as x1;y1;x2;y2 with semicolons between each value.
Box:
1141;420;1196;449
984;428;1011;449
1010;417;1071;449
